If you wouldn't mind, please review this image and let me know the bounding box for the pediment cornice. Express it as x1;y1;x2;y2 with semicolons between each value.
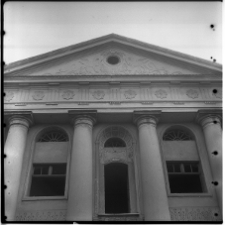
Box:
4;34;222;76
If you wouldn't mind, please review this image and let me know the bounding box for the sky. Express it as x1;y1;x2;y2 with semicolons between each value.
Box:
4;2;222;65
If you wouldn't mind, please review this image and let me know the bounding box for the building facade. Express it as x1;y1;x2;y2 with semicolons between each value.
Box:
4;34;222;221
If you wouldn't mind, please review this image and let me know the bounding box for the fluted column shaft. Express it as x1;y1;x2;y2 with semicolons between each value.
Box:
135;115;171;221
198;115;222;212
4;116;31;221
66;115;95;221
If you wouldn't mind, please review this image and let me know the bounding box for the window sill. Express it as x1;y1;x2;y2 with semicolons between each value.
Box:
95;213;143;221
168;193;212;197
98;213;140;217
22;196;67;201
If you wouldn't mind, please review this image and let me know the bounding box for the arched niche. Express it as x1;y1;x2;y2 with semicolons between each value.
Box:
94;126;140;218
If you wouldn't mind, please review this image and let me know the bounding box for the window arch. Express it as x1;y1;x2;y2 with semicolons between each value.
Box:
163;126;194;141
37;127;69;142
29;127;69;197
104;137;126;147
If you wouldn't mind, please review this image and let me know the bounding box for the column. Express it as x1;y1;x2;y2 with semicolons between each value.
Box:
66;115;96;221
135;114;171;221
197;114;222;212
4;115;31;221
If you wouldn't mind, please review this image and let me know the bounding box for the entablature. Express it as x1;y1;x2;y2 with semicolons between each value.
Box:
4;79;222;110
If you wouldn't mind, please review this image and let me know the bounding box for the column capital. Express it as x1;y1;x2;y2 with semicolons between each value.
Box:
133;110;161;128
4;111;33;128
68;110;97;128
196;110;222;129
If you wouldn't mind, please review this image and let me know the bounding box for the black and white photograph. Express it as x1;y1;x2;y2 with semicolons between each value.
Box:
3;1;222;222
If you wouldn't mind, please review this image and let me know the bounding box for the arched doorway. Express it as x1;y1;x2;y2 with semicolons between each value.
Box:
95;126;140;218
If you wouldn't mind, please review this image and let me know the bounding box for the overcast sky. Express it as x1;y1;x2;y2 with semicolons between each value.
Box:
4;2;222;64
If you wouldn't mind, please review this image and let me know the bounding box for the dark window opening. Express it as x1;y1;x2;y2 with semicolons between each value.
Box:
167;162;204;193
30;163;66;196
104;137;126;147
104;163;130;213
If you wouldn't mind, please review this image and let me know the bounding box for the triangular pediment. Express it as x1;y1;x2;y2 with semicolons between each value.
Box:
4;34;222;76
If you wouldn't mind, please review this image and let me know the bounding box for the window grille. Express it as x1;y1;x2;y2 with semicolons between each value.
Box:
37;130;68;142
104;137;126;147
163;129;193;141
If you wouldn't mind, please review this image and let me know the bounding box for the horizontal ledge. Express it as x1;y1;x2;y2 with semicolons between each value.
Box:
98;213;140;217
22;196;67;201
168;193;212;197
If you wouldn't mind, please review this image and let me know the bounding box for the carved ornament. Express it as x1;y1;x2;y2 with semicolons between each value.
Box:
213;89;222;99
170;207;221;221
155;89;167;99
92;90;105;100
15;210;66;221
124;89;137;99
32;91;45;100
39;48;182;75
186;89;199;99
98;126;134;164
4;91;14;102
62;90;75;100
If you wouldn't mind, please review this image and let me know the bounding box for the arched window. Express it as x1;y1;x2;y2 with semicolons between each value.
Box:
162;126;206;194
29;127;69;197
163;128;193;141
37;130;68;142
104;137;126;147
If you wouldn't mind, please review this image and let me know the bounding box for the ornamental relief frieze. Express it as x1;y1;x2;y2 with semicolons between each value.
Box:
61;90;75;100
4;90;15;102
4;86;222;105
169;207;221;221
186;89;199;99
154;89;168;99
92;90;105;100
124;89;137;99
212;88;222;99
39;48;183;76
15;210;66;221
32;91;45;100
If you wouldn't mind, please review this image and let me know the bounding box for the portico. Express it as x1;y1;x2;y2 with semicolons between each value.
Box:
4;34;222;221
